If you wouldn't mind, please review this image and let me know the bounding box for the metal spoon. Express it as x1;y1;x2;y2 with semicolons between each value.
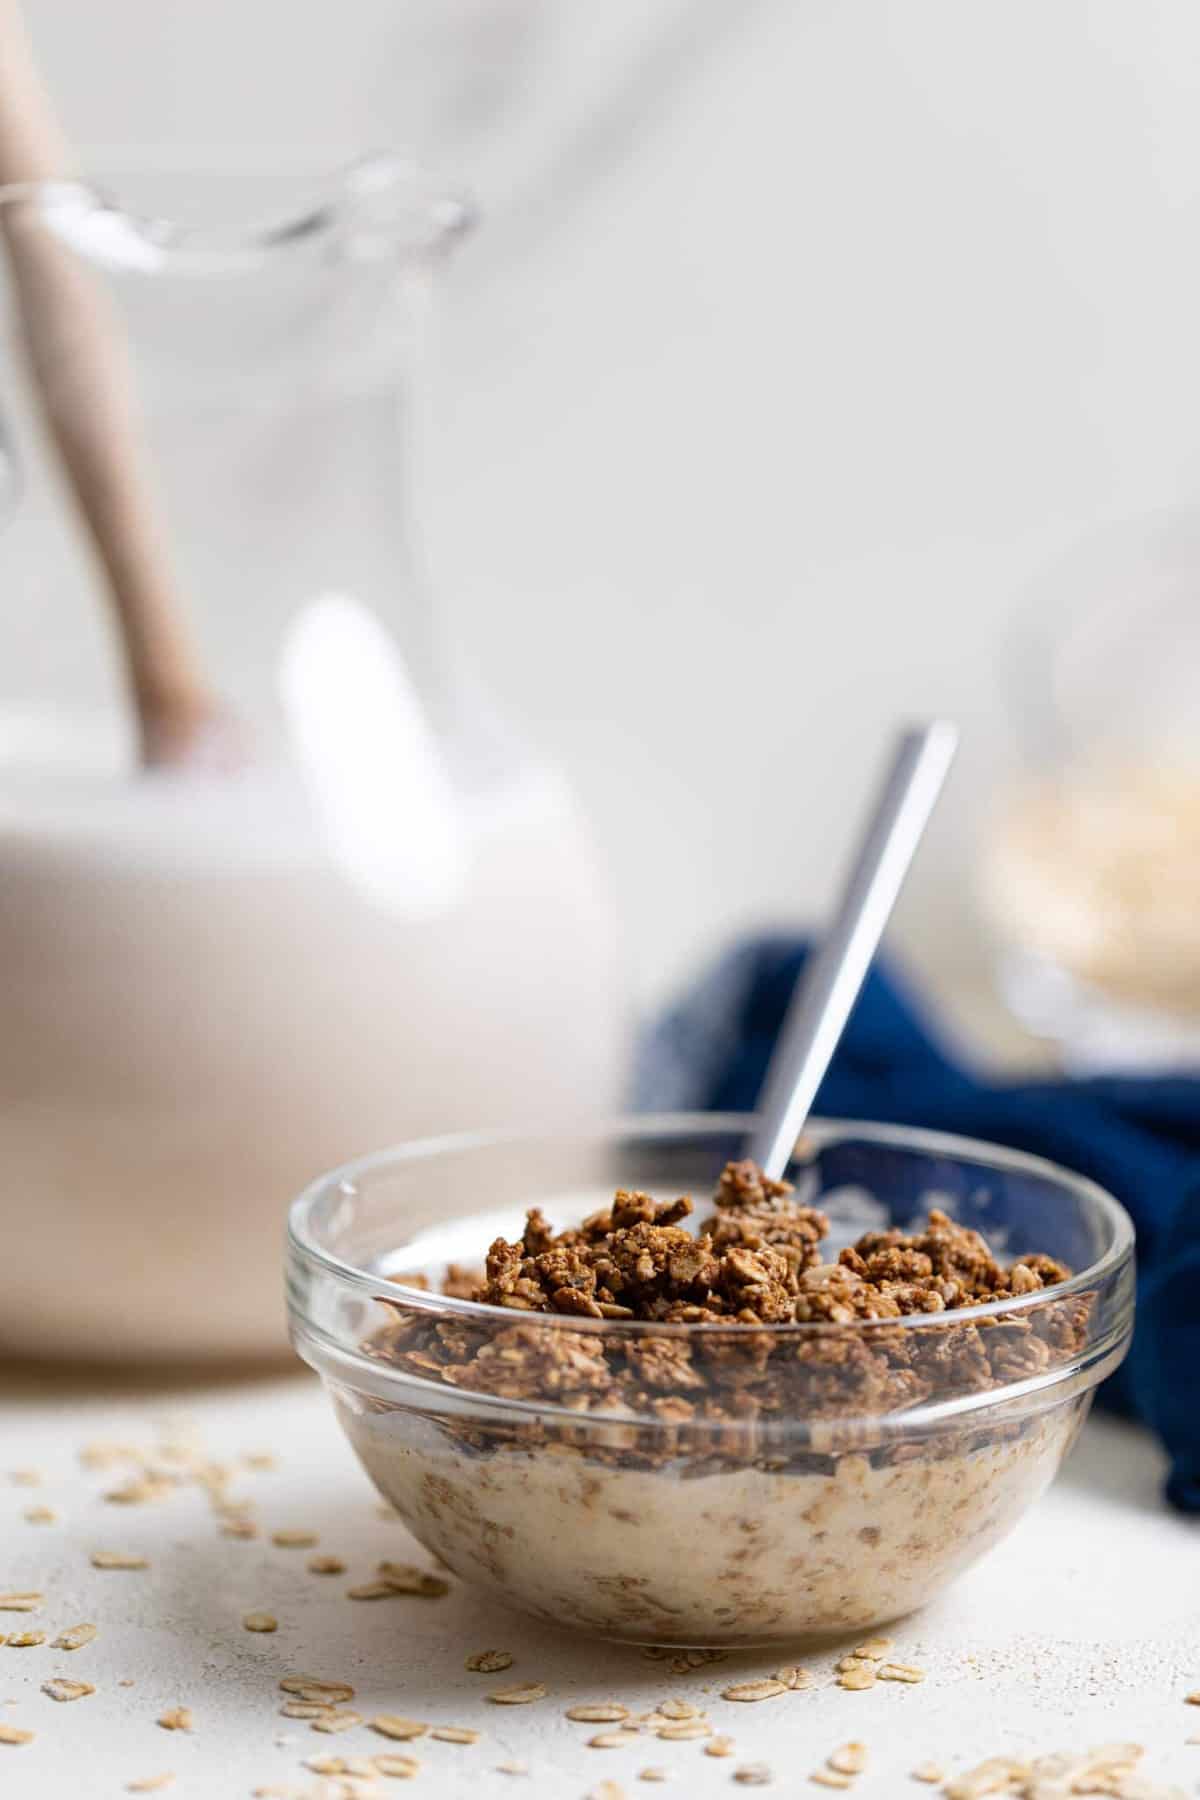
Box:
748;720;958;1181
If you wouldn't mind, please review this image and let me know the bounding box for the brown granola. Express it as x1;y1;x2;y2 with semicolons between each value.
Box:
362;1159;1085;1470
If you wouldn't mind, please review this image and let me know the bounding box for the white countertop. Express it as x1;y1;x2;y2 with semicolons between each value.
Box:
1;1367;1197;1800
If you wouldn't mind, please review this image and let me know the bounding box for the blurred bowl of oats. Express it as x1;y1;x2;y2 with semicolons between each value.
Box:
982;508;1200;1071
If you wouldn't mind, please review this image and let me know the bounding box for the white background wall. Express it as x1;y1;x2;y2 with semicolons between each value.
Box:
15;0;1200;1013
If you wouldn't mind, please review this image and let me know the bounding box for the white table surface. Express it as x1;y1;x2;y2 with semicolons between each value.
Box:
1;1366;1197;1800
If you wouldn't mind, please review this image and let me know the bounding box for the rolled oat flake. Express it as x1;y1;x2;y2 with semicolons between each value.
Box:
657;1699;697;1721
466;1649;513;1673
370;1716;428;1741
487;1682;547;1705
722;1680;788;1703
42;1678;95;1702
310;1710;362;1734
372;1752;421;1778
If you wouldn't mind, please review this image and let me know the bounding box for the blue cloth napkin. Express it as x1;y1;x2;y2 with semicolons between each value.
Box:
636;937;1200;1513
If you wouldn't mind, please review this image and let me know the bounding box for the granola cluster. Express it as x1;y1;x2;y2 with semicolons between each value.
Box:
365;1161;1089;1466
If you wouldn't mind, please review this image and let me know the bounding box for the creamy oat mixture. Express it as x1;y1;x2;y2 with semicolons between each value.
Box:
339;1390;1086;1645
341;1161;1092;1644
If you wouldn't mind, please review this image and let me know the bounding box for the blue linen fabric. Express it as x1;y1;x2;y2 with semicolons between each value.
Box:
635;937;1200;1513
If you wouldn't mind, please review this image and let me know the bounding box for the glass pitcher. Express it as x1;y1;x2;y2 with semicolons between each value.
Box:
0;157;624;1361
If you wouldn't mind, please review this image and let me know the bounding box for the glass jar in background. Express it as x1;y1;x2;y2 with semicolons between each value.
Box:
981;507;1200;1071
0;159;624;1361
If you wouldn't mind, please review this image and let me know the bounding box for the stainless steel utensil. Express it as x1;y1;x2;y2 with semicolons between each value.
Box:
749;720;958;1180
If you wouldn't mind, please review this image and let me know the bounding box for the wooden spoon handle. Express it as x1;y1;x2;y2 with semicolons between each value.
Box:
0;0;217;766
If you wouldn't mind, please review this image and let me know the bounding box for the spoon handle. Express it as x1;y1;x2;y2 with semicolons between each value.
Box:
749;720;958;1181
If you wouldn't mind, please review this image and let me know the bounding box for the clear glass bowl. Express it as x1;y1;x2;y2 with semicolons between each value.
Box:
286;1115;1135;1647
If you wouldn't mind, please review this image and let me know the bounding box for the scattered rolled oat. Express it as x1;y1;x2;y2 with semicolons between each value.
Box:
734;1770;773;1788
0;1724;34;1745
7;1631;47;1648
242;1612;278;1633
79;1443;136;1468
590;1731;641;1749
942;1758;1032;1799
346;1581;398;1601
587;1783;626;1800
836;1656;874;1675
9;1470;41;1485
910;1765;944;1784
828;1744;867;1776
466;1650;512;1674
23;1506;57;1525
568;1704;631;1724
775;1665;813;1690
431;1726;480;1744
53;1622;97;1652
810;1772;853;1790
271;1530;317;1549
281;1702;335;1720
310;1711;362;1734
1186;1693;1200;1706
495;1762;529;1776
656;1721;711;1742
307;1555;346;1576
942;1756;1043;1800
487;1683;547;1706
657;1699;698;1721
877;1663;925;1684
370;1717;428;1741
376;1562;450;1598
373;1753;422;1778
853;1638;893;1658
638;1771;670;1784
125;1778;175;1793
42;1678;95;1702
721;1680;788;1704
280;1676;355;1704
105;1478;172;1505
0;1592;42;1611
91;1551;148;1570
220;1519;258;1540
704;1736;736;1758
1085;1745;1142;1768
157;1707;193;1732
837;1666;876;1692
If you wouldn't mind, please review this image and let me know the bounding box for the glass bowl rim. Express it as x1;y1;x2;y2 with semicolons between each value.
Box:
287;1110;1135;1343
